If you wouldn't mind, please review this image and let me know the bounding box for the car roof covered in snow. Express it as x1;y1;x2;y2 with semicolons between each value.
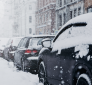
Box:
53;13;92;42
25;35;55;38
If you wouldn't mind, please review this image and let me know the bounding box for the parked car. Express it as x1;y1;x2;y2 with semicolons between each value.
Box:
14;35;54;73
0;38;10;57
3;37;22;61
38;13;92;85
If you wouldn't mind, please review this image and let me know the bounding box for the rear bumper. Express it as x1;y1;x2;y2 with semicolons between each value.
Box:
25;56;38;70
9;51;15;62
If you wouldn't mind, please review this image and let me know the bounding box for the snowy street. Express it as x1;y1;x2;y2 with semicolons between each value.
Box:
0;57;39;85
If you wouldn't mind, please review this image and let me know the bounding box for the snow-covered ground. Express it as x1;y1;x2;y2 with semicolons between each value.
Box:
0;57;39;85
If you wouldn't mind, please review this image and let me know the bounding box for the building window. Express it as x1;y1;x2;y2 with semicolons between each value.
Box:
29;28;32;34
59;0;62;7
70;11;72;19
59;14;62;26
29;16;32;23
71;0;73;2
29;5;32;10
87;7;92;13
64;0;66;5
74;9;77;17
63;13;66;24
78;7;81;15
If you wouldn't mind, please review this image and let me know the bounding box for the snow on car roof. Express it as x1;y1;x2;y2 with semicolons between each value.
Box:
25;35;55;38
52;13;92;54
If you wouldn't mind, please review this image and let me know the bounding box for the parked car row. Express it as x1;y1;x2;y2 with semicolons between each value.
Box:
3;37;23;61
0;13;92;85
0;35;54;73
13;35;54;73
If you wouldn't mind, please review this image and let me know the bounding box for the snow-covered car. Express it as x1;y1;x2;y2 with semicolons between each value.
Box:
14;35;54;73
3;37;22;61
38;13;92;85
0;38;10;57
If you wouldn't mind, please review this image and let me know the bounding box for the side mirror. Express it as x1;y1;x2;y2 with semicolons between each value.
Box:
41;38;51;48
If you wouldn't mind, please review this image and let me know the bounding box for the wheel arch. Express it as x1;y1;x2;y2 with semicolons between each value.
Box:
72;64;92;85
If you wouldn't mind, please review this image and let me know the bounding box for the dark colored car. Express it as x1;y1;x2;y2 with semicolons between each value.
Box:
3;37;22;61
38;13;92;85
14;35;54;73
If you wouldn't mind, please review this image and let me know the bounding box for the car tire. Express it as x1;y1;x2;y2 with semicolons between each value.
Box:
76;74;91;85
38;61;49;85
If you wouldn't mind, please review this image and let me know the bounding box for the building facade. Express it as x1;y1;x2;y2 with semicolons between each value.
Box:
35;0;56;35
0;0;14;37
56;0;84;32
84;0;92;13
13;0;36;37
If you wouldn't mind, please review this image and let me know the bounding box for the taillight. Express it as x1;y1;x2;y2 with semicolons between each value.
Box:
25;50;32;53
25;49;37;54
32;50;37;53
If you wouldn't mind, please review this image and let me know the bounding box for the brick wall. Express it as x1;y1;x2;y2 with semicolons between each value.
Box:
84;0;92;12
35;0;56;35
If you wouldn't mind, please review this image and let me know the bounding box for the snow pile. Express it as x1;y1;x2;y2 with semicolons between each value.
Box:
0;58;39;85
38;83;44;85
75;44;89;59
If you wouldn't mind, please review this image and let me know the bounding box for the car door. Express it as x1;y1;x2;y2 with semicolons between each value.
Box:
46;25;74;82
15;38;29;66
49;23;87;84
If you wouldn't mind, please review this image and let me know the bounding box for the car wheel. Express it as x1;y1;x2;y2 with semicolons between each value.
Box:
76;74;91;85
38;61;49;85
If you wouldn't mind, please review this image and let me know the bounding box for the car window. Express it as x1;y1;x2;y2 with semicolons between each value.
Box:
54;25;72;42
12;38;22;46
20;38;28;48
53;23;87;42
70;23;88;38
7;39;12;45
29;38;43;46
56;27;72;41
53;24;72;42
17;38;24;48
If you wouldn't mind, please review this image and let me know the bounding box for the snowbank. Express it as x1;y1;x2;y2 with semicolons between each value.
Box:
0;58;39;85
